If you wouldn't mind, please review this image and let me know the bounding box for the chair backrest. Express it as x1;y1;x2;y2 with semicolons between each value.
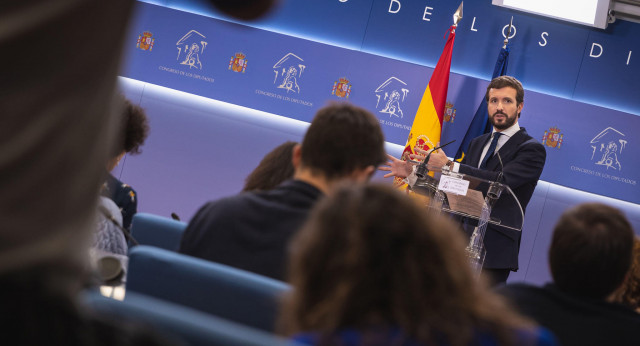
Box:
130;213;187;251
82;290;289;346
127;246;290;332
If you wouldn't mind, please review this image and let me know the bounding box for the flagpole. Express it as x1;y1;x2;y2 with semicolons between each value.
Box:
453;2;463;31
454;17;513;162
393;3;462;188
503;16;513;49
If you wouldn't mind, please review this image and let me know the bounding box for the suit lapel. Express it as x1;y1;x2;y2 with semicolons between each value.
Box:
468;133;491;167
485;128;528;171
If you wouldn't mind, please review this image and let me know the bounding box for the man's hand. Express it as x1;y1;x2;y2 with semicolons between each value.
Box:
427;147;449;167
379;154;414;179
413;147;449;168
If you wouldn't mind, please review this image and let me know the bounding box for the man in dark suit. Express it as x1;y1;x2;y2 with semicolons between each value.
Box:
180;103;387;281
382;76;546;284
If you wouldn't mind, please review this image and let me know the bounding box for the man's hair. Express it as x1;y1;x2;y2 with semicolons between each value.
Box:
485;75;524;106
242;141;297;192
549;203;634;299
111;98;150;158
280;184;533;346
300;103;386;180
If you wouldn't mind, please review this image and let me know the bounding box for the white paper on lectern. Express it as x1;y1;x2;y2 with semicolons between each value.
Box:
438;175;469;196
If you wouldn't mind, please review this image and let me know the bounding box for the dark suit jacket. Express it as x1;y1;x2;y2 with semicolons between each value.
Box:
498;283;640;346
179;180;323;280
458;127;546;270
101;173;138;230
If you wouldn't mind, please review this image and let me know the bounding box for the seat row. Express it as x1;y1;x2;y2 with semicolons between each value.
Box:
85;213;294;345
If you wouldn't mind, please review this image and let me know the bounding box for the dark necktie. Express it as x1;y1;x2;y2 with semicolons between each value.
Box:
479;132;502;169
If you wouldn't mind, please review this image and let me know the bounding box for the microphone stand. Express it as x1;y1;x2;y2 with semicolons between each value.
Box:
415;140;456;180
486;152;505;202
411;140;456;198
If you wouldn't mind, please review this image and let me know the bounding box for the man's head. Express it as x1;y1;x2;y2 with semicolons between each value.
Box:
294;103;386;185
485;76;524;131
549;203;634;300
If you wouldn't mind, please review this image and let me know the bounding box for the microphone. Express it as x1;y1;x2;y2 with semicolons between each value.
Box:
496;152;505;183
415;140;456;179
487;152;505;200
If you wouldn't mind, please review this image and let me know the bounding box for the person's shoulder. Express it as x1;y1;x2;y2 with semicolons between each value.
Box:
514;130;546;160
106;175;137;204
517;128;544;147
471;133;490;144
522;137;545;151
193;194;245;219
99;197;123;225
118;183;137;205
188;191;266;225
119;182;136;194
181;196;245;252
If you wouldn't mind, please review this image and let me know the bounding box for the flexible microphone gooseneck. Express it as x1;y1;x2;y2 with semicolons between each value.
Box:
496;152;505;183
486;152;506;200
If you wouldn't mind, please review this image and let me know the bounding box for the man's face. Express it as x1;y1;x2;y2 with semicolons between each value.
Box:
487;86;522;131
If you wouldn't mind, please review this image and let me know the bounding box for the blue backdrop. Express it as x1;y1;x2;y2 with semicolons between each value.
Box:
123;1;640;204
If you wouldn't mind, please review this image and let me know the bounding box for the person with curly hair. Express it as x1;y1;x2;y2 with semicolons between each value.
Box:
102;98;150;230
280;184;556;346
611;237;640;313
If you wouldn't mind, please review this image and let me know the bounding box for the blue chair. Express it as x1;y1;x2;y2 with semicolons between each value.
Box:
127;246;290;332
130;213;187;251
82;290;289;346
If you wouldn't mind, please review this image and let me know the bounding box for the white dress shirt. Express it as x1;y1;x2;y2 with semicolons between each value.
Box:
476;122;521;168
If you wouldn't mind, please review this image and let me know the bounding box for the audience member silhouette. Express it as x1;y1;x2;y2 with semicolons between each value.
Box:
280;184;556;346
206;0;278;20
0;1;172;344
498;203;640;346
180;103;386;280
102;98;150;230
242;141;297;192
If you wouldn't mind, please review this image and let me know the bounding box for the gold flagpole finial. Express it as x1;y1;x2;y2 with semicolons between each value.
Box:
503;16;513;48
453;2;463;28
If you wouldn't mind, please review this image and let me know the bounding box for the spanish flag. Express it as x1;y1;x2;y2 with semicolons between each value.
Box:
394;26;457;187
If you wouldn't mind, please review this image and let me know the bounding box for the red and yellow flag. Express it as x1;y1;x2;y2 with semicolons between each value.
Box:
394;26;457;188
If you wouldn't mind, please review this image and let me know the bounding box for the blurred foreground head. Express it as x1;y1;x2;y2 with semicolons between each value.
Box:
207;0;279;20
0;0;134;287
281;184;533;345
550;203;634;299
